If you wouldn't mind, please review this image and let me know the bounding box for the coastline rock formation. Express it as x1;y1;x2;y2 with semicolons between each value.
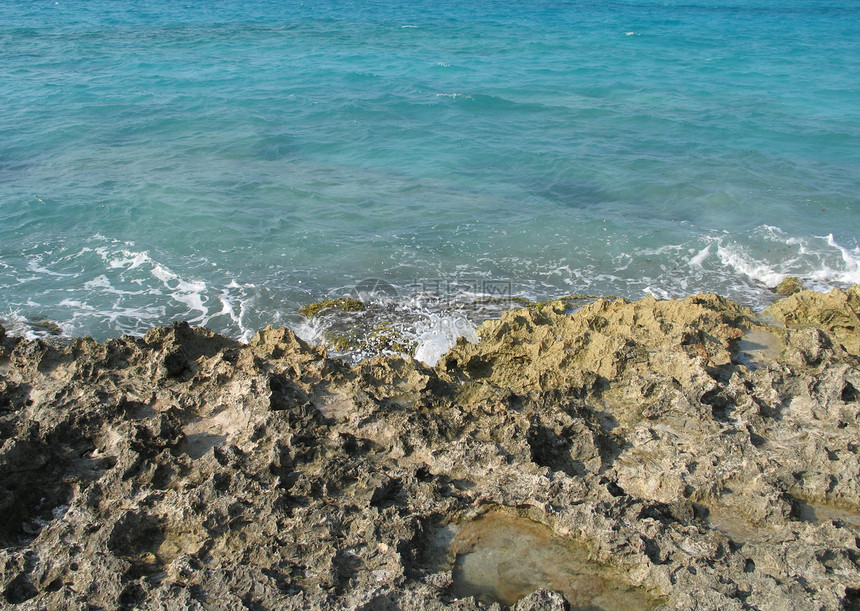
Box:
1;288;859;609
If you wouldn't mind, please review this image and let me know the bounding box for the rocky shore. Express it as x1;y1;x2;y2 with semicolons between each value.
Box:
1;287;859;609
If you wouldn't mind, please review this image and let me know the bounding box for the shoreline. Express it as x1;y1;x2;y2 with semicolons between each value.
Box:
0;275;813;367
1;286;859;608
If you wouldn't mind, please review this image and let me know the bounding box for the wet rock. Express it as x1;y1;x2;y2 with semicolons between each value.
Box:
0;288;858;608
774;276;805;296
513;589;570;610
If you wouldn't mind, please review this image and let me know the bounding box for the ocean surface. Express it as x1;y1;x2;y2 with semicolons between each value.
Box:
2;0;859;359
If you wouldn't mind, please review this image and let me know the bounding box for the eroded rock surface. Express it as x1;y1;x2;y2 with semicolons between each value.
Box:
1;289;859;609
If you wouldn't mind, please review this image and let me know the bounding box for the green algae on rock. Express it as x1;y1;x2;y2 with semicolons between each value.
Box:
469;294;603;316
297;295;483;363
297;293;607;365
366;321;418;355
299;298;419;360
27;318;63;336
774;276;805;296
298;297;367;318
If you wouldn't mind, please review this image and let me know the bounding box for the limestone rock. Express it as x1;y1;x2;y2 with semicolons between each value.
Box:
0;288;858;609
764;286;860;356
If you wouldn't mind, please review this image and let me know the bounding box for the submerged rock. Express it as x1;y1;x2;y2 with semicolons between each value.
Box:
296;293;592;365
444;509;663;608
774;276;805;296
0;289;859;609
298;297;367;319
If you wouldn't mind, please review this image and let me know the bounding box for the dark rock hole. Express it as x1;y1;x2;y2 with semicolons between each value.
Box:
527;425;577;477
0;483;72;548
842;382;858;403
600;477;626;498
3;574;38;604
162;349;190;379
844;587;860;611
701;389;733;420
269;374;307;411
748;429;767;447
465;356;493;379
118;583;146;609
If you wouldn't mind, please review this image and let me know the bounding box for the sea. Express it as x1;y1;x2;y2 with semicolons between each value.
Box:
2;0;859;362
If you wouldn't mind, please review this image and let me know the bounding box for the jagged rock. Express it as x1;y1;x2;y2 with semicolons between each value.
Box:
764;286;860;357
0;289;858;609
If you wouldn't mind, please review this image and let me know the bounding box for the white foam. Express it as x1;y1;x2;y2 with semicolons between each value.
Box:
149;263;175;284
91;243;214;324
58;299;91;309
26;256;71;277
294;320;322;347
821;234;860;284
1;310;38;340
213;285;253;343
413;313;478;366
83;275;112;290
643;286;673;300
108;250;151;270
716;228;860;289
637;244;685;256
0;308;64;340
716;243;787;287
148;263;208;320
688;243;711;268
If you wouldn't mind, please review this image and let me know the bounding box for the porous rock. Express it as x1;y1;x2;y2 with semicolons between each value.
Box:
0;289;858;609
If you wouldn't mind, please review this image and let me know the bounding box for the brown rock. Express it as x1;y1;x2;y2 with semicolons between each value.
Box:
764;286;860;356
0;288;858;609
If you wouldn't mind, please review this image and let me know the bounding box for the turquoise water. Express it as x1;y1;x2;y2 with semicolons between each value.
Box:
1;0;859;349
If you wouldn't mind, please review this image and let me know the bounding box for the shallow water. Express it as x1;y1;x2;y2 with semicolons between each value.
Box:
443;511;660;608
734;328;783;370
1;1;859;360
794;500;860;530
